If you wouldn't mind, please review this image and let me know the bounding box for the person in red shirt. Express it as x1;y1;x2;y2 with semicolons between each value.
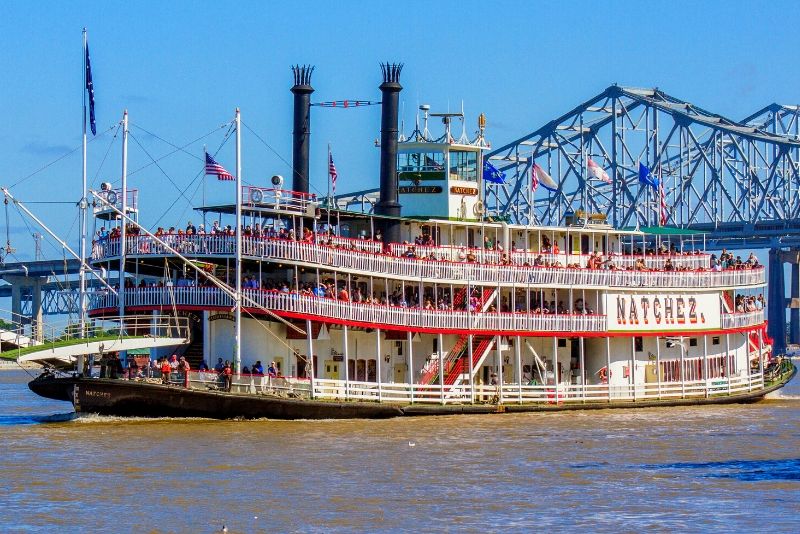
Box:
160;358;172;385
222;361;233;392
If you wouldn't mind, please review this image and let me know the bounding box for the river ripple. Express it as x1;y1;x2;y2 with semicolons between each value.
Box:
0;369;798;533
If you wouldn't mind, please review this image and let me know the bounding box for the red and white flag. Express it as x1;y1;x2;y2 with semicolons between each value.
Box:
587;158;611;183
205;152;234;181
532;163;558;191
328;152;338;194
530;164;539;191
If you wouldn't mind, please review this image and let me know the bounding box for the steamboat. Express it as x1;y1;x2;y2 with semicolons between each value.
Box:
14;63;796;418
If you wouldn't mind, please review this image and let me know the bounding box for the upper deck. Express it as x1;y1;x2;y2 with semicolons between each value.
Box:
91;232;765;290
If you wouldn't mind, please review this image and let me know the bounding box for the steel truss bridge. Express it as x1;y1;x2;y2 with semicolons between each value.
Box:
486;85;800;353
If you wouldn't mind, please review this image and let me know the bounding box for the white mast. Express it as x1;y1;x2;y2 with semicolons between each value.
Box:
119;110;128;318
79;28;88;337
234;108;242;374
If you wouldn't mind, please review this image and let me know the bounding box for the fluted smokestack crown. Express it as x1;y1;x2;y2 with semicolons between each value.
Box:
375;63;403;245
291;65;315;194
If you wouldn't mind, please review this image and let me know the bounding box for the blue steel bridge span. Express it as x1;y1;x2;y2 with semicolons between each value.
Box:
485;85;800;354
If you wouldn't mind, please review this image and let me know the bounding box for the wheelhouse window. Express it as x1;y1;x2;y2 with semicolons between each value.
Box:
448;150;478;182
398;152;445;173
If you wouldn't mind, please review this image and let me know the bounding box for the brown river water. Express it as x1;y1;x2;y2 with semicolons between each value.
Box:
0;368;798;533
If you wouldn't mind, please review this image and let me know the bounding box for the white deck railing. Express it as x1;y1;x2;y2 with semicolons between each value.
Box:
90;287;607;333
388;242;712;271
91;236;765;289
89;287;762;334
166;371;768;405
721;310;764;329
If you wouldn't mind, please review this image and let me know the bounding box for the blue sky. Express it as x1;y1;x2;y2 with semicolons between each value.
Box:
0;0;798;260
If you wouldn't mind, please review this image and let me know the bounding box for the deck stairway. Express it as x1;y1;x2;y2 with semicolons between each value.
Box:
419;288;498;385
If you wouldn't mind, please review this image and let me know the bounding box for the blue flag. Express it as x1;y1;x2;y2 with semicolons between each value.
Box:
85;44;96;135
483;160;505;184
638;162;658;189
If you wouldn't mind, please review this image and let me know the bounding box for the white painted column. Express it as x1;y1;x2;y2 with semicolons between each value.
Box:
468;334;475;404
496;334;502;403
758;328;764;387
680;339;686;399
703;335;709;398
343;325;350;399
655;336;662;400
605;336;611;402
515;335;523;404
725;333;731;395
306;319;315;399
553;336;559;403
407;331;414;403
579;336;586;403
438;333;445;405
376;328;383;402
630;337;636;401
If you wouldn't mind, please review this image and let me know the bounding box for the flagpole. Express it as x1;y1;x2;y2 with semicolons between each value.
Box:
79;28;88;339
119;110;128;318
202;145;207;229
234;108;242;376
326;142;331;231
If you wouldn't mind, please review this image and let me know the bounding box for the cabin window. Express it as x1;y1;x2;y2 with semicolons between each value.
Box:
634;337;643;352
398;152;445;173
557;339;567;348
689;338;698;347
448;150;478;182
712;336;720;345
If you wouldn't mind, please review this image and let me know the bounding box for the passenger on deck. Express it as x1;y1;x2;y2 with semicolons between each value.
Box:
214;357;225;372
160;358;172;385
222;361;233;391
178;356;191;388
252;360;264;375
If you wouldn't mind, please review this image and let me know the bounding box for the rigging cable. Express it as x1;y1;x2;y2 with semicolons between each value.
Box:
240;121;326;198
146;123;235;230
8;124;117;189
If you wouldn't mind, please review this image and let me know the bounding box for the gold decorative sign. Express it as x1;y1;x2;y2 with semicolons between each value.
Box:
450;186;478;196
209;313;235;322
399;186;443;194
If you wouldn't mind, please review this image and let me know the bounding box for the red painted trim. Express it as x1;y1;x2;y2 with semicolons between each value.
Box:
89;306;764;339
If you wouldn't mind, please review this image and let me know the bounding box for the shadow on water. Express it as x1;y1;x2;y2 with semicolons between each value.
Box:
641;458;800;482
0;413;76;425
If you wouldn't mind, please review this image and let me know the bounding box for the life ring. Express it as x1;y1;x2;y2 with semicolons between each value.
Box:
250;189;264;204
473;200;485;216
598;367;611;383
106;191;118;205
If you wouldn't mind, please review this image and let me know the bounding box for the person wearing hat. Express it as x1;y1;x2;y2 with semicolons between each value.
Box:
267;361;278;390
178;356;191;388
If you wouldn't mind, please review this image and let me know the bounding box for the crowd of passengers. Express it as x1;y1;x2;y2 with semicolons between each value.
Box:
94;221;762;273
734;293;766;313
121;275;597;315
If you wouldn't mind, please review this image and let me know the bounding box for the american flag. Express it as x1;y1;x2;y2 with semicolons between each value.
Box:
329;152;338;193
530;164;539;191
205;152;234;181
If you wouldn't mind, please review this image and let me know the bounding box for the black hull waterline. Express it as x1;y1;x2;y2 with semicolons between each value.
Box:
28;368;797;420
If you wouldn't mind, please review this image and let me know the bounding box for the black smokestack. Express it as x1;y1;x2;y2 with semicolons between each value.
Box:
291;65;314;194
375;63;403;245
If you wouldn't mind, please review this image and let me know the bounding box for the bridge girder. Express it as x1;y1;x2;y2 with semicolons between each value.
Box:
485;86;800;247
